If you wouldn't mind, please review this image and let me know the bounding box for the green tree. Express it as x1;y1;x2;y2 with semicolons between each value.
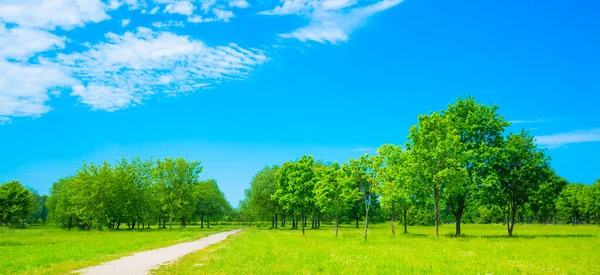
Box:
274;155;315;236
443;96;509;236
529;173;568;223
0;180;35;227
345;155;378;240
154;158;202;229
314;162;359;236
556;183;588;225
406;112;466;236
28;190;49;224
47;177;78;230
194;179;230;228
245;165;282;228
376;144;413;235
494;130;551;236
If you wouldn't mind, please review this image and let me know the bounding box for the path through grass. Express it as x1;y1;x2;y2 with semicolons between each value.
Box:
0;224;238;275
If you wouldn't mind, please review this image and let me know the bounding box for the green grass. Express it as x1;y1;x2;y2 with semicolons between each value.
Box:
0;224;238;275
153;223;600;274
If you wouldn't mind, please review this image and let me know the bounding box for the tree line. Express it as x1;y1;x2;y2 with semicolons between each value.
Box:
239;96;600;238
1;157;232;230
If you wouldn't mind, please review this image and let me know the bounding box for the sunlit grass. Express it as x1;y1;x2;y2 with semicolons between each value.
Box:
153;223;600;274
0;224;238;275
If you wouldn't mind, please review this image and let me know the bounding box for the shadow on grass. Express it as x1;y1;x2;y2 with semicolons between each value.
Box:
443;233;595;239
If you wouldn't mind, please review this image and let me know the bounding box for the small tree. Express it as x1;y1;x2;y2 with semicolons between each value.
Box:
274;155;315;236
494;130;551;236
0;180;35;227
376;144;413;234
314;162;360;236
345;155;378;240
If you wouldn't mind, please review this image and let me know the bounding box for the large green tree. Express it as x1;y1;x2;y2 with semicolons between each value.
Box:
406;112;466;236
442;96;509;236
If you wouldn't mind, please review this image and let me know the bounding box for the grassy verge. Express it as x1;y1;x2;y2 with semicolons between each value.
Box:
153;223;600;274
0;224;239;275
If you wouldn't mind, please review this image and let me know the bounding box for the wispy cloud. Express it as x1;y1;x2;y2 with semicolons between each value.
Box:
511;119;545;124
260;0;403;43
535;129;600;149
57;27;267;111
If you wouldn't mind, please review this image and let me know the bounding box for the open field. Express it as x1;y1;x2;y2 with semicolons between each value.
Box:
154;223;600;274
0;224;239;275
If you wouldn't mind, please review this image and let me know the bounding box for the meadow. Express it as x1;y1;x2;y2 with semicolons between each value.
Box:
154;223;600;274
0;224;237;275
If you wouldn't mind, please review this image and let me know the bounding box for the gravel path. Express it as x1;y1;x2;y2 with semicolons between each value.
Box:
74;229;243;275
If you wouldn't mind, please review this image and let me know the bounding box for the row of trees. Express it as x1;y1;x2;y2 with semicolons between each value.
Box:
46;157;231;230
240;97;600;238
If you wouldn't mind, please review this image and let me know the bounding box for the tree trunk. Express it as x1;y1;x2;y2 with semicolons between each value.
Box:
364;209;369;240
508;209;516;237
434;190;439;237
301;214;305;236
454;200;464;237
403;208;408;234
391;213;395;235
311;216;315;229
201;216;204;228
68;215;72;231
275;213;278;229
271;216;275;228
334;217;339;236
455;215;461;237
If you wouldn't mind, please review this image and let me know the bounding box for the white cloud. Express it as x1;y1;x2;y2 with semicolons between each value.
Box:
121;19;131;27
228;0;250;8
0;0;110;30
164;1;195;16
149;6;160;14
261;0;402;43
0;24;66;60
212;8;235;22
536;129;600;149
57;28;267;111
0;60;77;121
200;0;217;13
152;20;185;28
188;15;208;23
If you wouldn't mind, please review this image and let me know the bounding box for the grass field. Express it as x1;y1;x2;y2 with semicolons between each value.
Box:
0;224;238;275
154;223;600;274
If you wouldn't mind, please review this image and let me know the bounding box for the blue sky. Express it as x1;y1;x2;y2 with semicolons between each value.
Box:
0;0;599;206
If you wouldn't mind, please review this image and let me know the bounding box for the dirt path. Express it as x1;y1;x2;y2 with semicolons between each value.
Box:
74;229;243;275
